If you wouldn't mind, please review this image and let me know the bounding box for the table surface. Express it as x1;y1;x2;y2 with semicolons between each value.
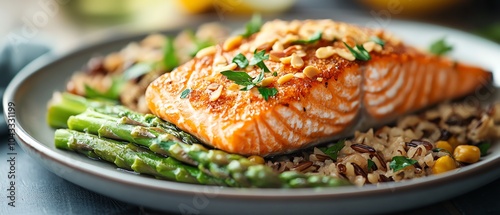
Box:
2;0;500;214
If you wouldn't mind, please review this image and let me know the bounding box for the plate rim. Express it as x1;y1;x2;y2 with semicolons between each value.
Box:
3;14;500;211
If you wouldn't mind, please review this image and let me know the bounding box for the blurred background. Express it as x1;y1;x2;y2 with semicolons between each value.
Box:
1;0;499;55
1;1;500;214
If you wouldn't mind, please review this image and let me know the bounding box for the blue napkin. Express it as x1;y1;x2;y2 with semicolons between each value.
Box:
0;40;51;134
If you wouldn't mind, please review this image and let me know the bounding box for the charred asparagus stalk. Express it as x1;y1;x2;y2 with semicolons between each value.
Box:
65;110;350;188
55;129;225;185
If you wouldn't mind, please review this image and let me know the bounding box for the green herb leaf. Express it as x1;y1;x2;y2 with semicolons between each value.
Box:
221;69;277;100
250;50;270;72
163;37;179;71
344;42;371;61
180;89;191;99
272;71;278;77
253;70;265;84
220;70;254;86
371;36;385;47
429;38;453;56
257;87;277;101
123;62;156;80
232;53;249;68
292;31;322;45
389;156;417;172
477;142;491;156
367;159;376;172
84;77;124;100
242;14;262;38
320;140;345;161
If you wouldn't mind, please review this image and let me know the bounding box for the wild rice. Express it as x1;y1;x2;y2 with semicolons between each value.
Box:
266;102;500;186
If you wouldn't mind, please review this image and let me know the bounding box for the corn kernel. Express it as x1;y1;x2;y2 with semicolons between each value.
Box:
248;155;265;164
453;145;481;163
432;155;456;174
435;141;453;153
447;136;464;150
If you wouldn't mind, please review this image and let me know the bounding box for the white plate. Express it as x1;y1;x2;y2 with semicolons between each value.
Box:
4;12;500;215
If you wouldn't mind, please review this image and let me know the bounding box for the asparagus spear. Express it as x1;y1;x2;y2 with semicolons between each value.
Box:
56;128;350;188
55;129;226;185
65;110;350;188
46;92;114;128
47;92;199;144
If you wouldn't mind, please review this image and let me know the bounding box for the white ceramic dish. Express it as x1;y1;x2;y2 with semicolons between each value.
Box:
3;13;500;215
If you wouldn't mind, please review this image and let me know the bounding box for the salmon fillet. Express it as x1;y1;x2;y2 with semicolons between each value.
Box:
146;19;491;156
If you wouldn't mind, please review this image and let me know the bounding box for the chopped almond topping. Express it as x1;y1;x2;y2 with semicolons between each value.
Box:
207;83;219;90
280;56;292;64
315;46;335;59
280;34;299;45
294;73;305;79
303;66;321;78
213;55;227;66
283;45;300;55
272;41;284;52
277;73;295;85
214;63;237;73
362;41;376;52
336;49;355;61
209;85;223;101
296;50;307;57
223;35;243;51
228;83;240;91
291;53;304;69
261;77;275;87
195;46;216;58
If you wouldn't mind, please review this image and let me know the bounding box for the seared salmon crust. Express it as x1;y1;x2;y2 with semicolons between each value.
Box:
146;19;491;156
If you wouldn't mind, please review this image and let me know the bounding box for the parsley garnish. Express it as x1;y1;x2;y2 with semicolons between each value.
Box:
389;156;417;172
292;31;322;45
220;71;255;88
249;50;270;72
344;42;371;61
319;140;345;161
241;14;262;38
180;89;191;99
222;50;278;100
477;142;491;156
429;37;453;56
220;70;277;100
371;36;385;47
163;37;179;71
232;53;249;68
257;87;278;101
367;159;376;172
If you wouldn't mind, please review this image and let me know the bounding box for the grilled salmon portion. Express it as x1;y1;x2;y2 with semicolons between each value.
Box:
146;19;491;156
